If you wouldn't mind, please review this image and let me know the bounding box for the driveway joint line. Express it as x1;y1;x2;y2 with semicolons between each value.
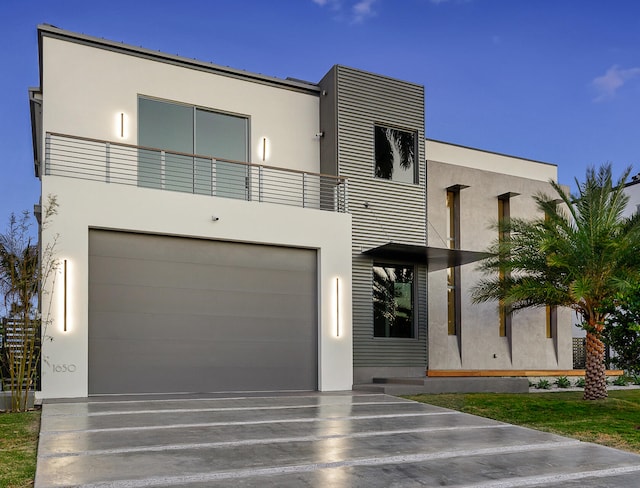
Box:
450;464;640;488
54;440;583;488
40;423;514;458
43;400;419;418
42;392;393;407
39;411;459;435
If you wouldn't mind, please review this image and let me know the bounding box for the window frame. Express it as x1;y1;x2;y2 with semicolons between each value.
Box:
373;124;418;184
137;95;251;160
372;262;417;339
137;96;251;197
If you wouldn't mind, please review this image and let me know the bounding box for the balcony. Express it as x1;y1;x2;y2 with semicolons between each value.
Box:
44;133;348;213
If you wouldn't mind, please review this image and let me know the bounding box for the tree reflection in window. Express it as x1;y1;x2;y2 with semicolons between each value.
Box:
373;264;414;338
374;125;416;184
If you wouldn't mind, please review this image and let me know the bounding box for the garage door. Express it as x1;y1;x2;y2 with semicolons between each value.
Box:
88;230;317;394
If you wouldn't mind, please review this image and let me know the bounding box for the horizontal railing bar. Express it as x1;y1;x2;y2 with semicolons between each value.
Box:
48;132;346;183
46;133;348;213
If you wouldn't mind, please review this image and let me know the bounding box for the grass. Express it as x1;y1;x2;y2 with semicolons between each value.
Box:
0;410;40;488
405;390;640;454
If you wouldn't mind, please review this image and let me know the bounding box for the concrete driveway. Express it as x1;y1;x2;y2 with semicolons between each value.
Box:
35;392;640;487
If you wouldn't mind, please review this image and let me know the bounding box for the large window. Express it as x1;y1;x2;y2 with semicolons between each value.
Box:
374;125;417;184
373;264;414;338
138;97;248;199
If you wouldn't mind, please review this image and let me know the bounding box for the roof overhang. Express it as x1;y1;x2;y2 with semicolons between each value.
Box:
29;87;43;177
362;243;491;272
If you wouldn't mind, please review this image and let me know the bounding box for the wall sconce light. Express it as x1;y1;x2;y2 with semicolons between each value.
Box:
258;137;270;162
63;259;68;332
336;277;340;337
115;112;128;139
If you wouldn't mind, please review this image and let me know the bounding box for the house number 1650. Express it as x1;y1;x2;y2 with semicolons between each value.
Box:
52;364;77;373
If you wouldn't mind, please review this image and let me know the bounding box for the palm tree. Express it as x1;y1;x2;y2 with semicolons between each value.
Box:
473;164;640;400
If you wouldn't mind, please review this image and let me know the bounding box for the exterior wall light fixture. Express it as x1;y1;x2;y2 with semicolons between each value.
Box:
63;259;68;332
258;137;271;162
115;112;128;139
336;277;340;337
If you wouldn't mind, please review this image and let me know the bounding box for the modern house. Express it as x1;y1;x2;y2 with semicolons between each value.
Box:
30;25;572;399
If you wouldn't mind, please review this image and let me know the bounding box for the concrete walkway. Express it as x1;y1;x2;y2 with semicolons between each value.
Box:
35;391;640;487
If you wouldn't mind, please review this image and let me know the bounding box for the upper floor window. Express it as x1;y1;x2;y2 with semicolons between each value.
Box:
373;264;415;338
138;97;248;199
374;125;417;184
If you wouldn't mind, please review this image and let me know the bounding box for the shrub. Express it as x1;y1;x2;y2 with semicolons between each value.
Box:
555;376;571;388
535;379;551;390
603;284;640;377
575;377;586;388
612;375;629;386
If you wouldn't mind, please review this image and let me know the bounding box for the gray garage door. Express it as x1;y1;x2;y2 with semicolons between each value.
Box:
88;230;317;394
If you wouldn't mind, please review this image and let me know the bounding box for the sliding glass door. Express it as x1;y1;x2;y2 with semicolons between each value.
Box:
138;97;248;199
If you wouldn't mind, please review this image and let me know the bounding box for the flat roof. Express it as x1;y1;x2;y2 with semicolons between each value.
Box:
37;24;321;95
426;138;556;167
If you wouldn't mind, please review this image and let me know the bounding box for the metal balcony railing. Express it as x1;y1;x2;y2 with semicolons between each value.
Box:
44;133;349;213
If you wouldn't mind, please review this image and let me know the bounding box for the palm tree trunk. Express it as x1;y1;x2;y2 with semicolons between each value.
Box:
584;327;608;400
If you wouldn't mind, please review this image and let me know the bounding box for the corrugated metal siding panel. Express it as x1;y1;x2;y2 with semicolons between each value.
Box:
335;66;427;367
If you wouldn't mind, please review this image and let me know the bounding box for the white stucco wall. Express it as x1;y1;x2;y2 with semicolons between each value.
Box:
40;178;352;398
38;34;353;398
42;36;321;173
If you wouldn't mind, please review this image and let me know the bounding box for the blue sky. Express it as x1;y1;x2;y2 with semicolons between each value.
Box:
1;0;639;231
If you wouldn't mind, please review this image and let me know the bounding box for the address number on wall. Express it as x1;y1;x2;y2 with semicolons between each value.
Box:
51;364;77;373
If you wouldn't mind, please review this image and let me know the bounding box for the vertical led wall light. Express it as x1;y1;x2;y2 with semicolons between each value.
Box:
63;259;68;332
258;137;270;162
115;112;128;139
336;277;340;337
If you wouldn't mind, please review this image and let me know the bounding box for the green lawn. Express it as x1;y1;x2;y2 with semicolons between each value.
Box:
0;411;40;488
406;390;640;454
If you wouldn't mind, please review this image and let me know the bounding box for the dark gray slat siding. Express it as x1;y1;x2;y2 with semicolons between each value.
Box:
335;66;427;367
